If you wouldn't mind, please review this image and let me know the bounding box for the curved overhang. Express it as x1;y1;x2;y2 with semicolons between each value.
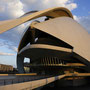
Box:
32;17;90;61
20;7;73;19
18;44;72;62
41;7;73;18
0;7;73;34
19;44;72;54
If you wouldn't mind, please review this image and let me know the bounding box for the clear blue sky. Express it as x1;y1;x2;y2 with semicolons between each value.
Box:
0;0;90;67
72;0;90;16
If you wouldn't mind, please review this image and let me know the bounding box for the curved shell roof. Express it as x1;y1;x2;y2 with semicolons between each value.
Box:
18;7;73;51
33;17;90;61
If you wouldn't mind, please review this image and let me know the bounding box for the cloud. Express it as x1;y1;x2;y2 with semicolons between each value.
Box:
0;24;27;46
73;15;79;21
65;3;77;10
74;15;90;33
0;0;33;47
0;6;5;13
0;0;26;48
8;46;18;52
0;0;24;20
0;39;18;53
0;52;15;56
21;0;77;11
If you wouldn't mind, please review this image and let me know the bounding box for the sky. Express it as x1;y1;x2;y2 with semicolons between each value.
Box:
0;0;90;67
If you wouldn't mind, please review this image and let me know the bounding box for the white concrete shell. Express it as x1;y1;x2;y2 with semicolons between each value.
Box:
33;17;90;61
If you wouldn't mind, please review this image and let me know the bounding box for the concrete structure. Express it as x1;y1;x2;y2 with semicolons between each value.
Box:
0;7;90;86
16;7;90;73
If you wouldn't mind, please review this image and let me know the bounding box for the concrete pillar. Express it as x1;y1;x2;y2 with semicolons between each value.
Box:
17;55;24;73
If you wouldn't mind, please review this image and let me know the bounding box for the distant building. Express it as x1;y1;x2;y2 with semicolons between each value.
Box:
0;64;13;72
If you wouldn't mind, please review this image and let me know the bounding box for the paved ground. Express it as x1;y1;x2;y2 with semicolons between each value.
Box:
0;75;90;90
42;84;90;90
42;86;90;90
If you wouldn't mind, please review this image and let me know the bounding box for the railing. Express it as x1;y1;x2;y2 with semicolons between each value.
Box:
0;74;66;90
0;75;50;86
0;72;90;90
